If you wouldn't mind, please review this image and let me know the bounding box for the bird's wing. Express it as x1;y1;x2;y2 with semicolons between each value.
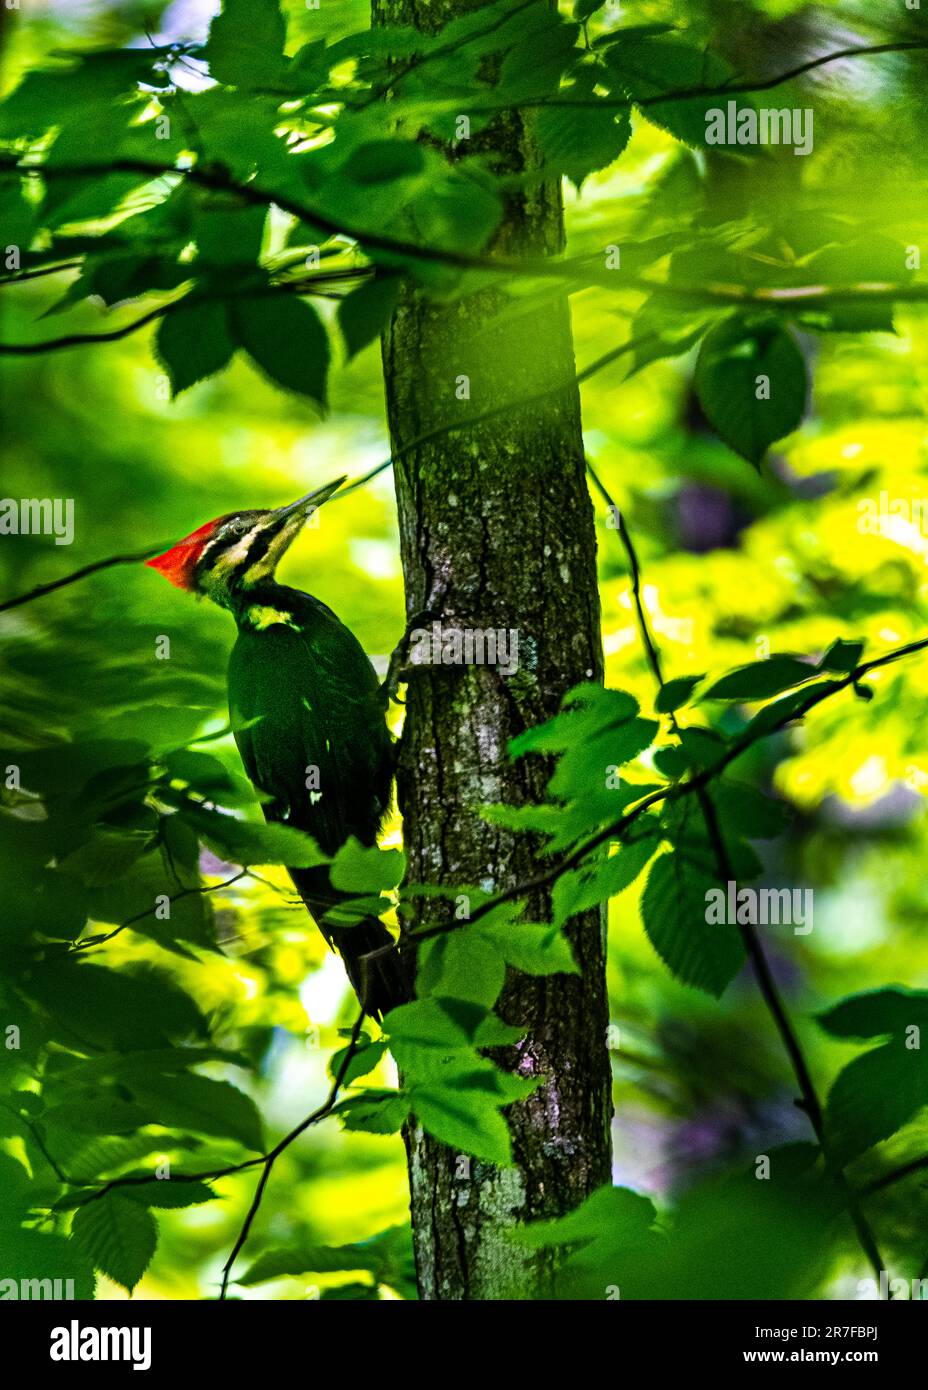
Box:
228;620;389;856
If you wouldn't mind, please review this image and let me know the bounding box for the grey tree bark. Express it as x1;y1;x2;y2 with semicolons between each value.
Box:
373;0;612;1299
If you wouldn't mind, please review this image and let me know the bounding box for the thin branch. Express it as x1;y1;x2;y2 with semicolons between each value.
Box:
22;1014;366;1244
356;0;539;110
635;38;928;105
588;460;886;1282
0;544;170;613
7;155;927;306
0;261;83;285
62;869;249;954
0;272;376;357
506;39;928;112
218;1009;366;1298
863;1154;928;1196
0;333;655;613
0;304;167;356
374;632;928;953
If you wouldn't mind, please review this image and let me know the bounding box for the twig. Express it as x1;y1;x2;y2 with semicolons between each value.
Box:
0;333;656;614
63;870;249;954
6;153;928;303
0;545;171;613
363;628;928;962
588;460;887;1283
0;305;168;356
863;1154;928;1196
0;261;83;285
12;1015;367;1261
510;40;928;111
217;1010;366;1298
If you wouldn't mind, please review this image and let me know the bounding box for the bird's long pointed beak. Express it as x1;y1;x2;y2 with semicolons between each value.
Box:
275;475;348;522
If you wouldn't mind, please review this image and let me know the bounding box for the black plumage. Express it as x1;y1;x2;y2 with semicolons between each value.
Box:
229;587;408;1016
147;480;410;1018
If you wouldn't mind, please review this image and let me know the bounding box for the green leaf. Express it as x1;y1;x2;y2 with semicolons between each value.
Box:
655;674;704;713
336;1089;410;1135
817;987;928;1040
5;865;89;946
0;51;167;140
496;6;580;101
0;1214;96;1299
384;996;483;1052
535;98;631;187
480;921;579;976
240;1225;414;1296
552;827;661;927
825;1045;928;1164
329;1036;389;1086
155;300;236;397
39;1132;200;1188
676;726;728;769
658;793;762;881
122;1179;218;1209
127;1073;264;1152
410;1086;513;1166
338;276;400;360
163;749;257;807
58;830;153;887
177;802;328;868
702;654;816;701
194;201;267;271
85;846;214;953
382;997;535;1162
25;962;207;1052
640;851;746;997
510;684;639;757
202;0;288;89
62;253;189;310
41;1097;150;1136
342;140;426;185
47;1046;248;1088
417;928;507;1007
514;1166;836;1300
329;839;406;893
514;1182;656;1248
0;179;35;254
802;238;912;333
547;718;657;801
819;639;863;675
416;899;579;1002
510;687;657;824
695;316;808;465
232;295;330;404
712;781;788;839
603;35;742;149
71;1192;157;1293
572;0;605;19
743;681;841;736
403;164;503;261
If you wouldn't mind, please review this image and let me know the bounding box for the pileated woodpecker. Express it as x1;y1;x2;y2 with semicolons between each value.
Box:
146;478;410;1018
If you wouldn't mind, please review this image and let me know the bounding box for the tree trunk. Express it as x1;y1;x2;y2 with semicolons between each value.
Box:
373;0;612;1299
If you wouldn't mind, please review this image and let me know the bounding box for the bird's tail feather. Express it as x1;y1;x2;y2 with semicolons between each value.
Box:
291;866;411;1020
326;915;411;1022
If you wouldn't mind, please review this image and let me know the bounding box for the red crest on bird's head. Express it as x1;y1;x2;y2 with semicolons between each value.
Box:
145;479;347;599
145;517;227;590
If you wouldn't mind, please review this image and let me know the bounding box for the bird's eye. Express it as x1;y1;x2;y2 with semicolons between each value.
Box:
229;519;249;537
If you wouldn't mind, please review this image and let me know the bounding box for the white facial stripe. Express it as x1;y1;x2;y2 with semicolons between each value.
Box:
212;533;254;579
242;515;303;585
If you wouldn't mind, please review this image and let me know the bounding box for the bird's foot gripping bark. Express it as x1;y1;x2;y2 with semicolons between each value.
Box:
381;575;449;706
